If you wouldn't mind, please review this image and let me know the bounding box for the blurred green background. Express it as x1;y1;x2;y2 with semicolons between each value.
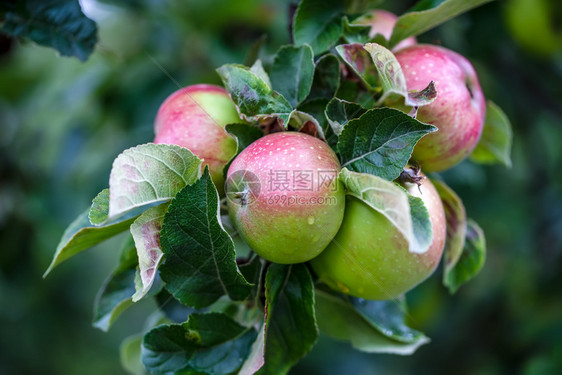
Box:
1;0;561;374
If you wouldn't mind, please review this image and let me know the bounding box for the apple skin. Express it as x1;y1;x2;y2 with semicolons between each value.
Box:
226;132;346;264
310;175;446;300
393;45;486;172
354;10;417;51
154;84;240;195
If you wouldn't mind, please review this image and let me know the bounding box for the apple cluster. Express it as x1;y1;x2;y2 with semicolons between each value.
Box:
153;10;486;301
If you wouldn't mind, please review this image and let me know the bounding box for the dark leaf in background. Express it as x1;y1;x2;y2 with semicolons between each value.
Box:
306;54;341;101
0;0;98;61
292;0;345;54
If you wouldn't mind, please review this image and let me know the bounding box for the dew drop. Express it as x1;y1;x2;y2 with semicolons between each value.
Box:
307;216;315;225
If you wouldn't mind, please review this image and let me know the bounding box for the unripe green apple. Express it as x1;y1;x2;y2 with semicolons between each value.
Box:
394;45;486;172
226;132;346;264
311;174;446;300
353;10;417;51
154;84;239;195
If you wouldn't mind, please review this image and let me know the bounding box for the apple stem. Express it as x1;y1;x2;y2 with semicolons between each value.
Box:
397;165;424;192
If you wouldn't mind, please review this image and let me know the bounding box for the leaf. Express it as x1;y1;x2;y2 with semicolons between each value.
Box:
344;0;384;13
224;123;264;177
339;168;432;254
350;297;427;343
337;108;437;181
130;203;169;302
250;60;271;89
244;34;268;66
407;193;434;256
292;0;345;54
142;313;257;375
325;98;367;136
159;169;251;309
307;54;341;101
389;0;494;48
315;289;429;355
217;64;294;126
432;179;467;278
92;236;138;332
120;333;145;375
288;110;326;140
43;209;135;277
297;99;338;149
108;143;201;221
89;189;110;225
270;44;315;107
444;219;486;293
363;43;437;107
336;43;379;89
470;101;513;167
239;323;265;375
257;264;318;375
0;0;98;61
341;16;372;45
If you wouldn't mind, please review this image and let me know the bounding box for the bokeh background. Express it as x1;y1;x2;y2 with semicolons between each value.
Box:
1;0;561;374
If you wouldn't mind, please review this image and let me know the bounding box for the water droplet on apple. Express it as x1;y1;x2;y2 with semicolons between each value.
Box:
307;216;315;225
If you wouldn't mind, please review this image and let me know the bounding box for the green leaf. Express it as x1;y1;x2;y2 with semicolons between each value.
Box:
239;323;265;375
432;179;467;279
337;108;437;181
336;43;379;89
444;219;486;293
335;79;376;107
315;289;429;355
89;189;110;225
250;60;271;89
325;98;367;136
389;0;494;48
292;0;345;54
159;169;251;309
225;124;264;153
120;333;145;375
407;193;434;256
363;43;437;107
142;313;257;375
244;34;268;66
217;64;294;126
351;297;427;343
224;123;264;178
108;143;201;221
297;99;338;149
92;236;138;331
307;54;341;101
270;44;315;107
344;0;384;13
130;203;169;302
288;110;325;140
44;209;135;277
341;16;372;45
0;0;98;61
470;101;513;167
339;168;432;254
257;264;318;375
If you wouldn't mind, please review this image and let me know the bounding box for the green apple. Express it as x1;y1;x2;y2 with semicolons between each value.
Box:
226;132;346;264
154;84;240;195
311;173;446;300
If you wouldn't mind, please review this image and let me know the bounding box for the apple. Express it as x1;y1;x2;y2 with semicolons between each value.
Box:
353;10;417;51
154;84;240;195
393;45;486;172
310;171;446;300
226;132;346;264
